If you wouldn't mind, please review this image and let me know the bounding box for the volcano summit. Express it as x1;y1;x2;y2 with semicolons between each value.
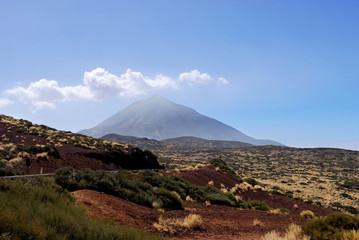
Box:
79;95;282;146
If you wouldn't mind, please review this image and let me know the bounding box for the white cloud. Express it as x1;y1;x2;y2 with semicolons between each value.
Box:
32;101;56;112
5;67;228;111
217;77;229;85
6;79;65;103
0;98;13;108
179;69;212;85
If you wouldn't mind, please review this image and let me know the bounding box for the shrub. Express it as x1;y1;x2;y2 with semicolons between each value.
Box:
244;178;264;187
209;158;241;180
342;180;359;190
55;168;158;208
300;210;315;219
140;171;237;207
340;192;353;200
331;202;359;215
247;200;271;211
302;212;359;240
153;188;183;209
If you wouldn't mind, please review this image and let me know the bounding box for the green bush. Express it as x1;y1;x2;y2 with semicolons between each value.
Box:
55;168;274;211
331;202;359;215
341;179;359;190
0;168;24;176
153;188;183;209
0;177;163;240
209;158;241;180
247;200;271;211
55;168;164;209
302;212;359;240
140;171;236;207
244;178;265;187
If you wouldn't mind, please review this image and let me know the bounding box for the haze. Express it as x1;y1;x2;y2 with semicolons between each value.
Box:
0;1;358;150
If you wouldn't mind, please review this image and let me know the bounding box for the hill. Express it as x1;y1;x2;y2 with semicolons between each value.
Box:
79;94;282;146
71;164;334;240
0;114;162;175
142;143;359;215
101;134;253;150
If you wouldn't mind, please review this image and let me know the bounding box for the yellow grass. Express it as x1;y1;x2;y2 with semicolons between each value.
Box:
186;196;194;201
300;210;314;219
153;214;203;233
35;152;48;160
342;230;359;240
253;219;264;227
261;224;310;240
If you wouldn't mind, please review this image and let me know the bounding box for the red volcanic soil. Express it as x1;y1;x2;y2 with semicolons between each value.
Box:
73;190;159;232
73;166;334;240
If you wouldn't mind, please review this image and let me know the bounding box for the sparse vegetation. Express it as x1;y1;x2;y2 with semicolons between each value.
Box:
303;212;359;240
144;143;359;214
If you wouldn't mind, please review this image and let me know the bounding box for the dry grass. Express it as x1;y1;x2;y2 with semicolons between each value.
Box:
152;201;164;213
234;195;242;202
261;224;310;240
182;214;203;229
253;219;264;227
269;208;289;215
342;230;359;240
153;214;203;233
230;184;240;193
185;196;194;201
35;152;49;160
300;210;315;219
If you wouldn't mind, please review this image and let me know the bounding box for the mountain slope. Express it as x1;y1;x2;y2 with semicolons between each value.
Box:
0;114;162;175
102;134;253;150
79;95;282;146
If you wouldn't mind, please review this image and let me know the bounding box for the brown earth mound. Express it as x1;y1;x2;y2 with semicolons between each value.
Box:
73;189;326;240
73;166;334;240
73;190;159;231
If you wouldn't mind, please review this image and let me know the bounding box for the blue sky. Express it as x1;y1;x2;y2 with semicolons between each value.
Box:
0;0;358;150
